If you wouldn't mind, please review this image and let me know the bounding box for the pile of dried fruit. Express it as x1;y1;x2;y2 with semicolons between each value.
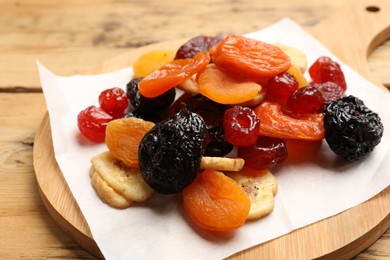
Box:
78;35;384;232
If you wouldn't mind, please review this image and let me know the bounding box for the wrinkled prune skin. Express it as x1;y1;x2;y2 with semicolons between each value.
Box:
324;95;384;161
138;108;207;194
175;35;223;60
172;94;229;127
126;77;175;123
204;125;233;157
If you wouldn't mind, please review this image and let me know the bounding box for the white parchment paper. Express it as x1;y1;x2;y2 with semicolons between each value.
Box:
38;18;390;260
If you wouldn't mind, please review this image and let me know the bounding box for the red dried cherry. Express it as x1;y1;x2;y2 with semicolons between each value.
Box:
287;85;325;116
308;56;347;91
77;105;113;143
267;71;298;104
311;82;345;102
223;106;260;146
237;136;288;169
98;87;128;119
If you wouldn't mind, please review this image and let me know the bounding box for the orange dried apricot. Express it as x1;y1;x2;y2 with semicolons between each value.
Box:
133;50;176;78
210;35;291;80
287;65;308;88
196;64;262;104
138;51;210;98
183;169;250;232
105;117;155;167
254;101;325;140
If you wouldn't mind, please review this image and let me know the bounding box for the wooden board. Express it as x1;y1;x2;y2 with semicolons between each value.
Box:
33;0;390;259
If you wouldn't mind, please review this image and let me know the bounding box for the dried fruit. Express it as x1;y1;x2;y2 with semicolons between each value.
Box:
182;169;250;232
324;95;384;161
196;64;262;105
133;50;175;78
126;77;175;121
311;82;345;102
204;126;233;157
223;106;260;146
266;71;298;104
77;105;113;143
308;56;347;91
105;117;155;167
210;35;291;80
286;65;308;88
98;87;129;119
254;101;325;140
286;85;325;115
138;51;210;98
175;35;223;59
138;108;207;194
237;136;288;169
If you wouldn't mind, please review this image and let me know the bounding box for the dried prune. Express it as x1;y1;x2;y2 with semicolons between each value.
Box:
126;77;176;114
171;94;228;127
175;35;223;60
138;108;207;194
204;126;233;157
324;95;384;161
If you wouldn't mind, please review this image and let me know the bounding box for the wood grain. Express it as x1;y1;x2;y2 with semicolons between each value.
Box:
32;0;390;259
1;0;390;259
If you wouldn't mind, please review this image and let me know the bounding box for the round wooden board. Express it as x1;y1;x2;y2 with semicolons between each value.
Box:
33;0;390;259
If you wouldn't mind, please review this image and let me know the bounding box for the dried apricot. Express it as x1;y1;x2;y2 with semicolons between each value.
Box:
183;169;250;232
254;101;325;140
133;50;176;78
138;51;210;98
210;35;291;80
196;64;262;104
105;117;155;167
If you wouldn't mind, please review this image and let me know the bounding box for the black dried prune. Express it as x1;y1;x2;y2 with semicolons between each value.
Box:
138;108;207;194
324;95;384;161
175;35;223;60
126;77;175;116
204;125;233;157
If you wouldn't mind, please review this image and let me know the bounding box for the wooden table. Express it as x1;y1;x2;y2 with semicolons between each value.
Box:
1;0;389;259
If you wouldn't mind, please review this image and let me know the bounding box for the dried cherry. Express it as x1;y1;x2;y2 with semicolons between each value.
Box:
175;35;223;60
223;106;260;146
267;71;298;104
286;85;325;116
77;105;113;143
324;95;384;161
138;108;207;194
308;56;347;91
237;136;288;169
98;87;128;119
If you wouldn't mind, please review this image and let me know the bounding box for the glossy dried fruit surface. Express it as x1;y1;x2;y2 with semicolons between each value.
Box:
98;87;129;119
196;64;262;105
238;136;288;169
324;95;384;161
183;169;250;232
311;82;345;102
210;35;291;80
175;35;223;59
133;50;176;78
223;106;260;146
138;51;210;98
105;117;155;167
77;105;113;143
254;101;325;140
266;71;298;104
286;85;325;116
204;125;233;157
138;108;207;194
308;56;347;91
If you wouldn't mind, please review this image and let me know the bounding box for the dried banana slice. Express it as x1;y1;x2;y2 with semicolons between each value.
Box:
228;169;277;220
90;167;133;209
274;42;308;73
176;77;199;95
91;151;154;202
200;156;244;172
